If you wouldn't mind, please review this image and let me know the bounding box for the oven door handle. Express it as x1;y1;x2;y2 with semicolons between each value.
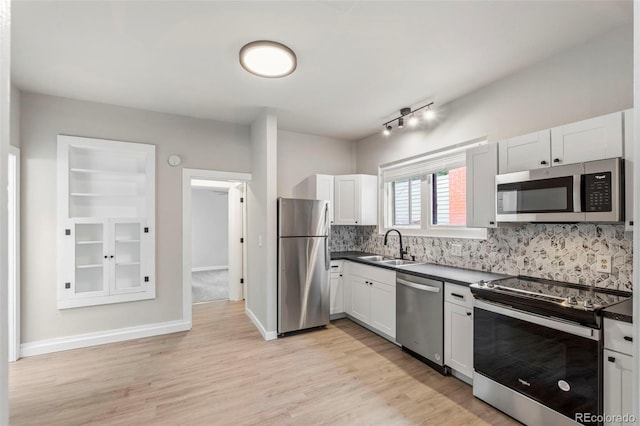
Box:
474;300;599;341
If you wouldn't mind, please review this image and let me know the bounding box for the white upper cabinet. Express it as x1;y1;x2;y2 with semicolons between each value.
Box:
334;174;377;225
498;111;625;174
623;109;633;231
466;142;498;228
550;111;623;166
498;130;551;174
296;174;335;225
57;135;156;309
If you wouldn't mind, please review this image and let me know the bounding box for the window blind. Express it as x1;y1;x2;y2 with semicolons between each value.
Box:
381;151;466;183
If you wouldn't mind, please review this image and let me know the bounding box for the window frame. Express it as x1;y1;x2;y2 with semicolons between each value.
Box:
379;146;487;240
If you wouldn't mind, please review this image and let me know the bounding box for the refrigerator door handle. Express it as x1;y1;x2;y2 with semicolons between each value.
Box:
324;237;330;270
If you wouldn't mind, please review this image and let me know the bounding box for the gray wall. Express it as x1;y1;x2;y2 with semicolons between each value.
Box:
20;92;251;343
277;130;355;197
356;25;633;174
191;188;228;269
246;111;278;334
10;84;19;148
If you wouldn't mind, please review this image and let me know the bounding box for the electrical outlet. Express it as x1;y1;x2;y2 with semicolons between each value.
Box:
451;244;462;257
596;255;611;274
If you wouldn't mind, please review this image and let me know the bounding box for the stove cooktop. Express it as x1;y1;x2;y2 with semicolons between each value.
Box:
470;276;630;327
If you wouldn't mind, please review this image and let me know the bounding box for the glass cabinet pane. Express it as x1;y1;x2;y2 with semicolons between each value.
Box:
74;223;105;294
114;222;143;292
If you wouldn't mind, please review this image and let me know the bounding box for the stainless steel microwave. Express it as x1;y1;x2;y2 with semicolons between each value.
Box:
496;158;623;223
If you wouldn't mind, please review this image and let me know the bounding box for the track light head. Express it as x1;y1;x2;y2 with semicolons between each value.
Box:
408;114;418;127
423;106;436;120
398;117;404;128
383;125;392;136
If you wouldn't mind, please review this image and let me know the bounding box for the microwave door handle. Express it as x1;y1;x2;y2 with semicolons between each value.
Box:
574;175;582;213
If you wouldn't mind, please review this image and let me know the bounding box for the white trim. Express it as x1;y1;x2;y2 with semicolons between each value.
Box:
192;265;228;272
245;307;277;341
8;146;19;361
20;319;191;358
0;0;10;421
182;168;251;328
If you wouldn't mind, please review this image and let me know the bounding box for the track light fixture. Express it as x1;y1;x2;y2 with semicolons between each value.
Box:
381;102;435;136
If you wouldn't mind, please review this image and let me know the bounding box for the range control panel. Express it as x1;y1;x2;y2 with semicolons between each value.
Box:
584;171;612;212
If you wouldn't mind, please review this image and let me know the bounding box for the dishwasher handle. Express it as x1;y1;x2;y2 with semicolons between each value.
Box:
397;278;440;293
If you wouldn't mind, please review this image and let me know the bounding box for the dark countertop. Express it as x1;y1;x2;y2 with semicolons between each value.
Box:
603;299;633;323
331;251;511;286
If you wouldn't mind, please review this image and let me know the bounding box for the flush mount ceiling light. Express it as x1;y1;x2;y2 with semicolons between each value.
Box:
239;40;297;78
382;102;435;136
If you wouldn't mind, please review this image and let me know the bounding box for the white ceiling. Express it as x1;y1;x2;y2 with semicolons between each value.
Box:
11;1;632;141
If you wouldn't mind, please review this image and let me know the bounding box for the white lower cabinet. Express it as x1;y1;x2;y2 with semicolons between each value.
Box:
444;283;474;380
345;262;396;340
603;318;634;425
329;260;344;315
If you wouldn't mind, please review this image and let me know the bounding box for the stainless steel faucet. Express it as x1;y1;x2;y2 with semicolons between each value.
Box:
383;228;408;260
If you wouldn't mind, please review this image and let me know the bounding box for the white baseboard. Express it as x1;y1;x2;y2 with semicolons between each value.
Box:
192;265;229;272
245;307;277;341
20;319;192;358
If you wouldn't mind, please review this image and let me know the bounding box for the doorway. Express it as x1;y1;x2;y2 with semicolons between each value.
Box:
8;146;20;362
182;169;250;322
191;182;231;303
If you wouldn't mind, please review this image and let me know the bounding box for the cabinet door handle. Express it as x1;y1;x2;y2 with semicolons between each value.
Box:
624;336;633;342
553;158;561;163
110;255;114;259
339;274;342;277
489;221;495;225
451;293;465;299
331;265;339;268
466;312;472;316
104;255;108;259
540;160;547;165
608;356;616;363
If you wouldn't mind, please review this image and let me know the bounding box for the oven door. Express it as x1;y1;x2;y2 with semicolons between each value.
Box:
496;164;584;222
474;300;601;422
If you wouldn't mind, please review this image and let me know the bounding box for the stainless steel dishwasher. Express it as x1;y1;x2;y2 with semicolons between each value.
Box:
396;272;447;374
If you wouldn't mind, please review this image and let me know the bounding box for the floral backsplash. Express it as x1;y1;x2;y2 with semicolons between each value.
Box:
330;224;633;292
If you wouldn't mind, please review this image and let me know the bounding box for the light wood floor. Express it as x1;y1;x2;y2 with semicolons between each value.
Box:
9;302;519;425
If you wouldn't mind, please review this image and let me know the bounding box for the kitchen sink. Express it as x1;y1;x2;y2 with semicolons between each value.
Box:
358;255;387;262
378;259;420;266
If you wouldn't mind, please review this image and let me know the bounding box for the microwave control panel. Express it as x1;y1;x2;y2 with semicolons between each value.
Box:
584;172;612;212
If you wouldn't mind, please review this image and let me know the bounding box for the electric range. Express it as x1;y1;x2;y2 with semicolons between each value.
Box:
469;275;630;328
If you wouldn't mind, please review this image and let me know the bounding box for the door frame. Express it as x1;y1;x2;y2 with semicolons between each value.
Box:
8;145;19;361
182;168;251;323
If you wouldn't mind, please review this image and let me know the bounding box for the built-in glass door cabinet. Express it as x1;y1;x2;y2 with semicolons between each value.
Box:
466;142;498;228
498;111;625;174
333;174;377;225
57;135;155;309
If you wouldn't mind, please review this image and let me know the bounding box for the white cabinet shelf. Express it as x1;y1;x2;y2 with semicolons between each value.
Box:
57;135;156;309
603;318;634;425
345;262;395;340
499;111;625;174
334;174;377;225
444;283;474;381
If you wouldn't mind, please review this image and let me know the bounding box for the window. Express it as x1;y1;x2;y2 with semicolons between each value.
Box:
392;176;421;226
380;145;486;239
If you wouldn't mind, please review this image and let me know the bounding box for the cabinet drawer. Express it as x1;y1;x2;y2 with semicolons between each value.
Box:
444;283;473;309
330;260;343;273
348;262;395;286
604;318;634;356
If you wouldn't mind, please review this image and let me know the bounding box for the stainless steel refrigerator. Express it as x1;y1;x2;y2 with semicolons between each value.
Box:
277;198;330;335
